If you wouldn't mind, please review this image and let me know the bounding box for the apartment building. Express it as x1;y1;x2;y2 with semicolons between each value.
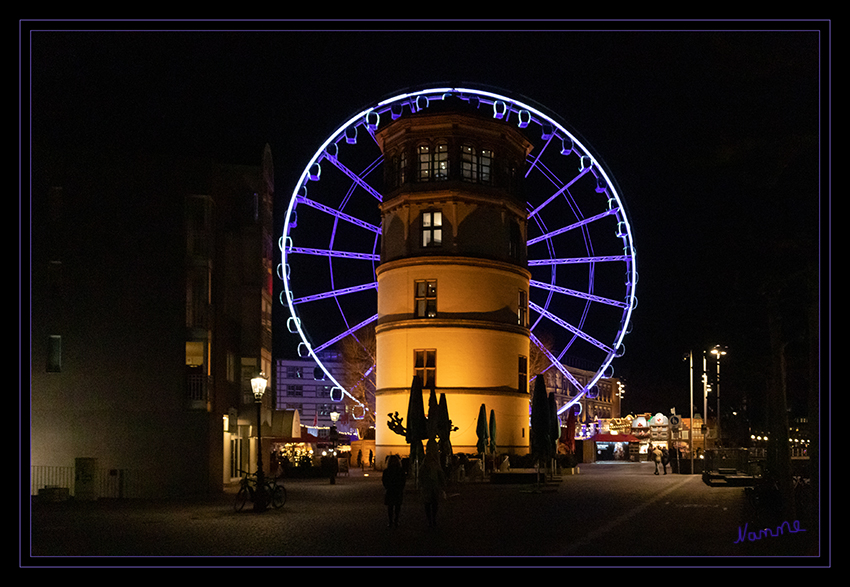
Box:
30;145;274;498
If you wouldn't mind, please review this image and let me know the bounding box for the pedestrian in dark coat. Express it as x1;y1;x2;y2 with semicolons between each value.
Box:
661;447;670;475
419;440;447;527
382;454;406;527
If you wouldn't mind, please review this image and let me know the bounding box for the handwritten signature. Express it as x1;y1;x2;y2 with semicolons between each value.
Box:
734;520;806;544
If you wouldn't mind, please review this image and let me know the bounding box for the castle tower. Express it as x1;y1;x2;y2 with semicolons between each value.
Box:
373;97;534;464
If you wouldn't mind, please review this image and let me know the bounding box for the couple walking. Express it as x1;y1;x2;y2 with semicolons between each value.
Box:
652;446;670;475
383;439;447;528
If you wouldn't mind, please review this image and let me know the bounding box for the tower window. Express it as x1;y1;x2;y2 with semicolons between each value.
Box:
417;145;431;181
518;290;528;327
434;143;449;180
461;145;494;184
421;211;442;247
480;149;493;184
417;143;448;182
414;279;438;318
414;349;437;390
519;355;528;394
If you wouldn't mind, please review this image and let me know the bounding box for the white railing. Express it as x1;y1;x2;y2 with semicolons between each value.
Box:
31;466;149;499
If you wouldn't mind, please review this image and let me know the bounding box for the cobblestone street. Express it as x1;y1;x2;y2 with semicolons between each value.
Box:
25;462;822;566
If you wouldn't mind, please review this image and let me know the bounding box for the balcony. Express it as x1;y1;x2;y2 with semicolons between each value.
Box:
186;373;212;409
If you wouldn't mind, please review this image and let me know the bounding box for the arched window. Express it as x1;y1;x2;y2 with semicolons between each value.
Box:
417;142;449;182
389;150;408;189
461;144;494;184
418;144;431;181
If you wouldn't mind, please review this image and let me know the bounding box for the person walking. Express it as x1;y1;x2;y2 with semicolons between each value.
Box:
652;445;663;475
419;440;446;527
382;454;406;527
661;447;670;475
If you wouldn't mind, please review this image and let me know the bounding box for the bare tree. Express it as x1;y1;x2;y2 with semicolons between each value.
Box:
338;324;377;436
529;331;556;382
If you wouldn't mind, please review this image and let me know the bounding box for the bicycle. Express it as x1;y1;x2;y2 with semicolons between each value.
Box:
234;469;286;512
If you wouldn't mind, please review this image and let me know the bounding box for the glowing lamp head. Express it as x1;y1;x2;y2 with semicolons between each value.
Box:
251;373;268;402
330;410;340;423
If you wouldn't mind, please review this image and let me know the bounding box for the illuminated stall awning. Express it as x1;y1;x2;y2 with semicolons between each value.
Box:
594;433;639;443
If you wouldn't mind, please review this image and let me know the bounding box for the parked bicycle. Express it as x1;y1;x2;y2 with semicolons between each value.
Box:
234;469;286;512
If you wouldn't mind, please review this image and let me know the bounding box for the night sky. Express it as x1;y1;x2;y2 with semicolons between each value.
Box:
25;21;828;424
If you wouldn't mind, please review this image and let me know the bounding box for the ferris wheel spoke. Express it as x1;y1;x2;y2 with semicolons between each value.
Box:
313;313;379;354
323;152;384;202
530;279;628;309
529;300;614;355
530;332;585;392
527;208;620;246
286;246;381;262
527;164;592;220
295;195;381;234
292;282;378;305
529;254;629;266
524;133;555;179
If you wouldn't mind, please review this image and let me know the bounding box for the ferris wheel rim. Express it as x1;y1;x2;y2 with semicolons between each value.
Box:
279;84;638;414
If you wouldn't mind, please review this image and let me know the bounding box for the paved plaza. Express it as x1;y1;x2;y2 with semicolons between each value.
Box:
24;461;822;566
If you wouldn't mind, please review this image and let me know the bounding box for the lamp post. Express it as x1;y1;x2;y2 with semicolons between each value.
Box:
702;350;709;455
710;345;727;445
685;350;694;475
251;372;268;512
328;410;340;484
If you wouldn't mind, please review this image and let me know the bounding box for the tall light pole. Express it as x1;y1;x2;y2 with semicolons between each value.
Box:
702;350;709;457
251;372;268;512
686;350;694;474
711;345;727;446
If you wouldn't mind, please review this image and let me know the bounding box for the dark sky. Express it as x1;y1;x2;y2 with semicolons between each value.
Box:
25;21;828;420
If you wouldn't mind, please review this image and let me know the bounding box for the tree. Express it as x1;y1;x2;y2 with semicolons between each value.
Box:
338;324;377;437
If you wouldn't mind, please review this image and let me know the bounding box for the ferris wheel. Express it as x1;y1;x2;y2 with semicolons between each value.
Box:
278;85;638;418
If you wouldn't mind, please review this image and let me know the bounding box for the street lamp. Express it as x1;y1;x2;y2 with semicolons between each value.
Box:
710;346;727;445
328;410;340;484
251;372;268;512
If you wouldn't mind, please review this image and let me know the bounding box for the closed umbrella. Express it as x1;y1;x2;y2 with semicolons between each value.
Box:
565;405;577;454
548;393;560;449
476;403;489;456
406;375;428;467
548;392;560;474
488;409;497;456
427;386;439;442
437;393;453;467
530;376;551;467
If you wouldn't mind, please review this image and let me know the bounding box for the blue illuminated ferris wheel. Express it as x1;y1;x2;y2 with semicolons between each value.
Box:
278;85;638;418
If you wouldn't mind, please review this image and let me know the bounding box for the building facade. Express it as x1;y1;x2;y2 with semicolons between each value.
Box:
273;353;349;435
30;145;274;498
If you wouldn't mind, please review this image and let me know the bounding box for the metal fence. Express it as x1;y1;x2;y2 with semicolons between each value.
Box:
31;465;149;499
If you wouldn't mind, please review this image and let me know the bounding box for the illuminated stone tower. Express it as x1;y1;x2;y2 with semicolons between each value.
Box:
373;97;534;464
